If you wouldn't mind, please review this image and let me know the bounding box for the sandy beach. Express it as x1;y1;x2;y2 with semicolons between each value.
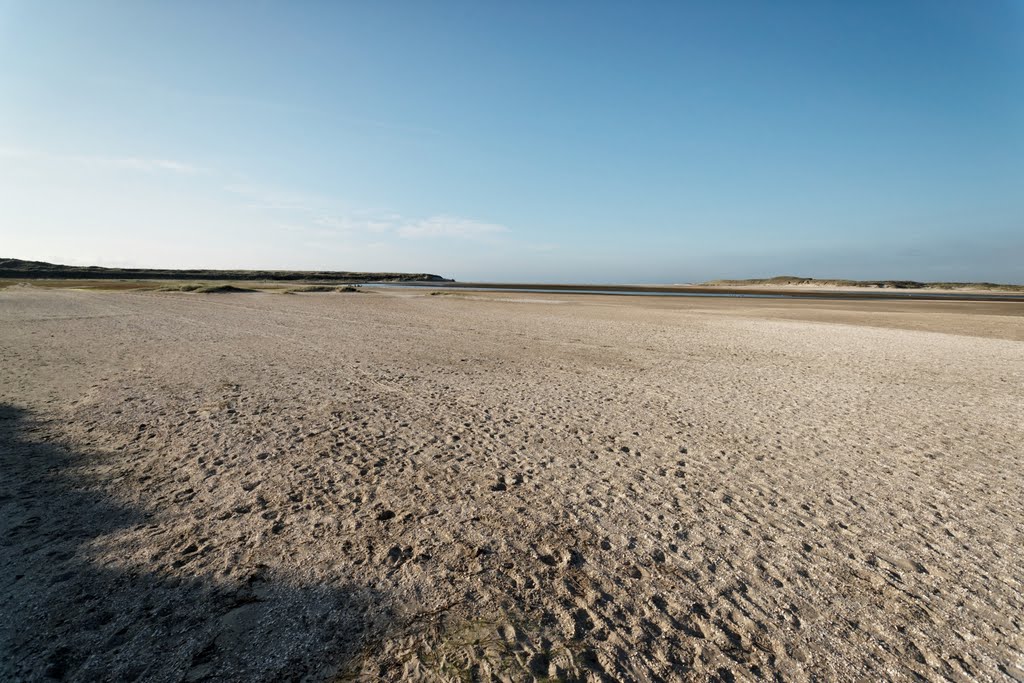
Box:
1;285;1022;681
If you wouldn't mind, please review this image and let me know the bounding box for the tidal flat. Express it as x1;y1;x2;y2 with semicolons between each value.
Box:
1;285;1022;681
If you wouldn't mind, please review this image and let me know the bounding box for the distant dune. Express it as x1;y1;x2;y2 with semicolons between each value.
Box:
0;258;450;283
702;274;1024;292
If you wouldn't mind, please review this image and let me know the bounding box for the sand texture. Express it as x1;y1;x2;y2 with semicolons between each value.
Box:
2;287;1023;681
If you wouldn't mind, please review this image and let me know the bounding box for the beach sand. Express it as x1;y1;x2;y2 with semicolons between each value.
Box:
1;286;1022;681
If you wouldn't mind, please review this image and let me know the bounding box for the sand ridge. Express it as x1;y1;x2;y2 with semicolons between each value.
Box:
1;287;1022;681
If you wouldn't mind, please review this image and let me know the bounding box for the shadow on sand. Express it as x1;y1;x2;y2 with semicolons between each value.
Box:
0;403;388;682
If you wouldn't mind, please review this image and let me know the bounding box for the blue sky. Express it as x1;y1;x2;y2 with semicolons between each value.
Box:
1;1;1022;283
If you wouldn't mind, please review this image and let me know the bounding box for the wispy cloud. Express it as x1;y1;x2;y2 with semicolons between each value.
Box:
223;184;511;241
312;214;394;234
222;183;324;211
307;210;510;241
98;157;203;173
0;146;204;174
2;145;509;246
397;215;509;239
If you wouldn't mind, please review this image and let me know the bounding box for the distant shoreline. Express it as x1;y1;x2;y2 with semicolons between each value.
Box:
701;275;1024;293
3;258;1021;302
0;258;450;283
388;282;1024;303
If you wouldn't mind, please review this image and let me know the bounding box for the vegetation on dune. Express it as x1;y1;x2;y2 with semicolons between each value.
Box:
285;284;362;293
158;283;255;293
193;285;256;293
158;284;203;292
288;285;339;293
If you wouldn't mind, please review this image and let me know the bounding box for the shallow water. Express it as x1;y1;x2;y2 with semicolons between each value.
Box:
363;283;1024;302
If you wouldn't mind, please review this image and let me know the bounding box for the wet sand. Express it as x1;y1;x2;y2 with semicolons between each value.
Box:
393;281;1024;303
1;286;1022;681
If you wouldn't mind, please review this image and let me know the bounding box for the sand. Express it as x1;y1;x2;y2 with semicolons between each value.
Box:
1;286;1022;682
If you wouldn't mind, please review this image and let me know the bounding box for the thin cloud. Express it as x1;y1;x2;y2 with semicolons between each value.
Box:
222;183;323;211
313;215;393;234
397;215;509;239
251;198;511;242
0;146;204;174
3;149;510;244
97;157;203;173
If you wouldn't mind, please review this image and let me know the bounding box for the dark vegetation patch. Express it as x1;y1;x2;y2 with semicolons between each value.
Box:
288;285;340;293
285;285;362;293
157;284;257;293
158;284;203;292
193;285;256;294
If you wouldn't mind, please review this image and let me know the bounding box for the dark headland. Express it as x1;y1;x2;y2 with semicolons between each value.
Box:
0;258;450;283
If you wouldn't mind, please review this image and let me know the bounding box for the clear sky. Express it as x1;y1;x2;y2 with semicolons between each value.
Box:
2;1;1022;283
